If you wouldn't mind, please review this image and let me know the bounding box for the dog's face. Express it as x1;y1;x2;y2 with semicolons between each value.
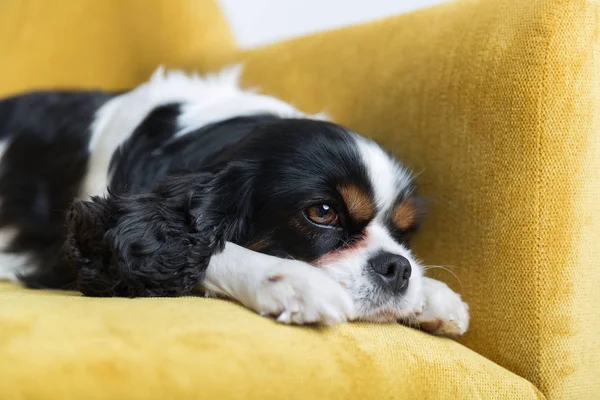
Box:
69;118;425;322
218;119;425;322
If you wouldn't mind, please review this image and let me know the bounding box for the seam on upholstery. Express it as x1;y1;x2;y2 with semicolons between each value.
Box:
534;0;569;394
534;0;554;392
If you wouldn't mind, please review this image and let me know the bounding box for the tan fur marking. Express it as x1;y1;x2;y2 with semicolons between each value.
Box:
267;275;283;283
246;237;271;252
338;184;374;222
392;200;419;231
419;320;443;332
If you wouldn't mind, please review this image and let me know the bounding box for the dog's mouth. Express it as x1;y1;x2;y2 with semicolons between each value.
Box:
348;287;419;323
355;304;414;323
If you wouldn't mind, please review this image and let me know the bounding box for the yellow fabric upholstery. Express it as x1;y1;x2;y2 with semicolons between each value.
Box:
0;0;597;398
0;283;542;399
0;0;236;95
183;1;599;398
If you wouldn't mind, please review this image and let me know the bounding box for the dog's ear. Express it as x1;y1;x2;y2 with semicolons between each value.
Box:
66;196;114;266
66;195;128;296
188;163;255;245
67;168;254;298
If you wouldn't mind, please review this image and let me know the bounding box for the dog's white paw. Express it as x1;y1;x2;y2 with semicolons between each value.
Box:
255;261;355;326
415;277;469;336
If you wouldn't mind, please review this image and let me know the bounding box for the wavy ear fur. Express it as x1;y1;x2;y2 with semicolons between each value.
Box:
67;169;252;297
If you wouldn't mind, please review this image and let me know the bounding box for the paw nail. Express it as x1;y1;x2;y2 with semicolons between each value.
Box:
277;311;291;323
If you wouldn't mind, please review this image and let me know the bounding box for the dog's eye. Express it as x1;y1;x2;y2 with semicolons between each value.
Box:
305;204;339;226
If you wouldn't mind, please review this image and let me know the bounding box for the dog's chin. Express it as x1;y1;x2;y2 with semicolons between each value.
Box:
350;282;424;323
355;302;417;323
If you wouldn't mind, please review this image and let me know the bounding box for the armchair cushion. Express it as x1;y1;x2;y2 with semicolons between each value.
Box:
1;0;597;398
0;283;542;399
185;0;599;398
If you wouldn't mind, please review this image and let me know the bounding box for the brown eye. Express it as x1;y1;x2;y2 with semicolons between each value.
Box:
305;204;339;226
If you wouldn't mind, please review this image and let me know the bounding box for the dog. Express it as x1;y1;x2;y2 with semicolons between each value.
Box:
0;67;469;334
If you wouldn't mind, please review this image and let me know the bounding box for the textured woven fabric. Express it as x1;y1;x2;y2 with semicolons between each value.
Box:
0;0;597;398
183;0;599;398
0;0;236;96
0;283;542;399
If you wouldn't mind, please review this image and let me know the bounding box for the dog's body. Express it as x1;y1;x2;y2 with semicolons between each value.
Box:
0;67;468;334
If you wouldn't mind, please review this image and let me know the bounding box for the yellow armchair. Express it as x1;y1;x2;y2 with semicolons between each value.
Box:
1;0;598;399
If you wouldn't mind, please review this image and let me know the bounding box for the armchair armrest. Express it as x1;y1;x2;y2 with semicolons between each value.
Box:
192;0;600;398
0;0;235;96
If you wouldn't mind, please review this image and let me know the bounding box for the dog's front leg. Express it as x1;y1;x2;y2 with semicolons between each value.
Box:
409;277;470;336
199;242;355;325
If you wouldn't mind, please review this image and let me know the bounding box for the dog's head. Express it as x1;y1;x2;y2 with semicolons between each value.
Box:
68;118;425;321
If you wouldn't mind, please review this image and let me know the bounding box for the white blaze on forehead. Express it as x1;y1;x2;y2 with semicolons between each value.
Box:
354;136;412;214
366;223;412;258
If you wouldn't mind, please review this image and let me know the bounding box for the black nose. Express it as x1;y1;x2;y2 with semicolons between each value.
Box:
368;252;412;294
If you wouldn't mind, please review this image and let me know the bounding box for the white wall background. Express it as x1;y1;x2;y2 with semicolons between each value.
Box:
218;0;450;48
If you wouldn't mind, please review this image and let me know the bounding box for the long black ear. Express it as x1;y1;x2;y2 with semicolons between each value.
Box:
67;169;251;298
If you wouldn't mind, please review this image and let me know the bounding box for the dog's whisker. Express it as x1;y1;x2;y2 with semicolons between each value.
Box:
423;265;464;291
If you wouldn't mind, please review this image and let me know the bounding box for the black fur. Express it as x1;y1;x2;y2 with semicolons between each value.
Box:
66;119;382;296
0;91;112;289
108;105;279;194
0;92;283;294
67;174;223;296
0;91;420;298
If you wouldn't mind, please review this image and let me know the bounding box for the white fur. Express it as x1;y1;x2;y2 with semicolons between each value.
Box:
201;242;355;325
83;65;309;198
0;66;469;334
201;234;469;331
0;226;32;282
176;66;305;137
0;142;32;282
82;69;468;330
309;135;424;322
308;135;470;330
355;136;413;214
316;223;469;331
317;223;424;322
410;277;470;335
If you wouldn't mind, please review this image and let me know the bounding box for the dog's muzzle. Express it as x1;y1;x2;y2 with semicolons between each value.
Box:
368;252;412;294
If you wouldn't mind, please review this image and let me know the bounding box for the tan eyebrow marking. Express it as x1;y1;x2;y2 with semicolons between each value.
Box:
391;199;420;231
338;184;375;222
